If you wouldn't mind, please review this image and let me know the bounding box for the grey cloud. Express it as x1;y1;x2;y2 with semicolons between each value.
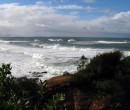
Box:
0;3;130;37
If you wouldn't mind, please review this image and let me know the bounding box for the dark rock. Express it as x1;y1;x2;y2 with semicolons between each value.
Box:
31;71;47;77
37;75;43;77
41;71;47;74
63;71;70;75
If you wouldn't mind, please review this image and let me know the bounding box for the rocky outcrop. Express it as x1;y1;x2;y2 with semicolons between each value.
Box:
46;74;71;89
45;74;124;110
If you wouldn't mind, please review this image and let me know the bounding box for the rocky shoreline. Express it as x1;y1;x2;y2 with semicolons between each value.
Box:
1;51;130;110
43;51;130;110
44;74;121;110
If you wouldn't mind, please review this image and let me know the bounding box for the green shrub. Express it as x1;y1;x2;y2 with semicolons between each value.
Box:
71;55;91;86
115;56;130;92
0;64;65;110
71;51;126;92
72;51;122;85
45;93;65;110
120;56;130;76
87;51;122;79
93;80;115;93
76;55;88;71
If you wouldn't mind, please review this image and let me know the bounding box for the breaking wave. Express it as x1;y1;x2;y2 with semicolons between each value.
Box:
97;40;127;44
0;40;29;43
0;37;129;80
68;39;76;42
48;39;63;42
34;39;40;42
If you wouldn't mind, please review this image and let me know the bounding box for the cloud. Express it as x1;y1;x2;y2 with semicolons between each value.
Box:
70;11;79;15
0;20;15;27
55;5;96;13
112;11;130;20
85;6;96;12
82;11;130;34
53;0;67;3
84;0;96;3
0;2;130;37
55;4;84;9
103;9;116;16
36;1;45;5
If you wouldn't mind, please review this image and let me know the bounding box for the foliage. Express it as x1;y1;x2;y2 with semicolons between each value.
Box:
71;55;90;87
92;80;116;93
71;51;130;92
86;51;122;79
45;93;65;110
71;51;130;108
0;64;65;110
76;55;88;71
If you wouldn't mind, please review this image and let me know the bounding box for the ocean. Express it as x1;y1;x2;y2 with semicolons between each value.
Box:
0;37;130;80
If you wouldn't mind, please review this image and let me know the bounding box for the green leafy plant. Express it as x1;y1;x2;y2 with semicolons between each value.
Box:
72;51;123;85
76;55;88;71
0;64;65;110
93;80;114;93
45;93;65;110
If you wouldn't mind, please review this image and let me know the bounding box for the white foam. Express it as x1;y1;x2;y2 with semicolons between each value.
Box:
0;41;116;80
10;41;29;43
0;40;30;43
68;39;76;42
0;40;10;43
0;47;9;52
97;40;127;44
71;40;128;45
32;53;43;59
70;41;94;45
34;39;40;42
34;43;92;52
48;39;63;42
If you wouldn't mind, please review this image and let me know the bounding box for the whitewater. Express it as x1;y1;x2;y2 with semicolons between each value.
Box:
0;37;130;80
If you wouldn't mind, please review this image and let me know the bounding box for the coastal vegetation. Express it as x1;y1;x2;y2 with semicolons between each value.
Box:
1;51;130;109
71;51;130;109
0;64;65;110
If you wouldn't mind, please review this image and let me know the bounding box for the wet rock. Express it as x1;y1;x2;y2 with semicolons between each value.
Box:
63;71;70;75
30;71;48;77
41;71;47;74
37;74;43;77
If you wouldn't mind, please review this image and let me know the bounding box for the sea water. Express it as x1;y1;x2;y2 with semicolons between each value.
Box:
0;37;130;80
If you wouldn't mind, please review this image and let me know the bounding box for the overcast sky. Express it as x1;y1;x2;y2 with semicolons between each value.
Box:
0;0;130;37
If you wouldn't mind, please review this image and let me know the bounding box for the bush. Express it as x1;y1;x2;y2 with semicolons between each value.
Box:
120;56;130;76
71;51;129;91
76;55;88;71
87;51;122;79
71;55;91;87
115;56;130;92
0;64;65;110
71;51;130;109
92;80;120;94
72;51;123;85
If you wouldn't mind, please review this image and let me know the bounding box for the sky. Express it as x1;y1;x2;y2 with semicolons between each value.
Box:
0;0;130;37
